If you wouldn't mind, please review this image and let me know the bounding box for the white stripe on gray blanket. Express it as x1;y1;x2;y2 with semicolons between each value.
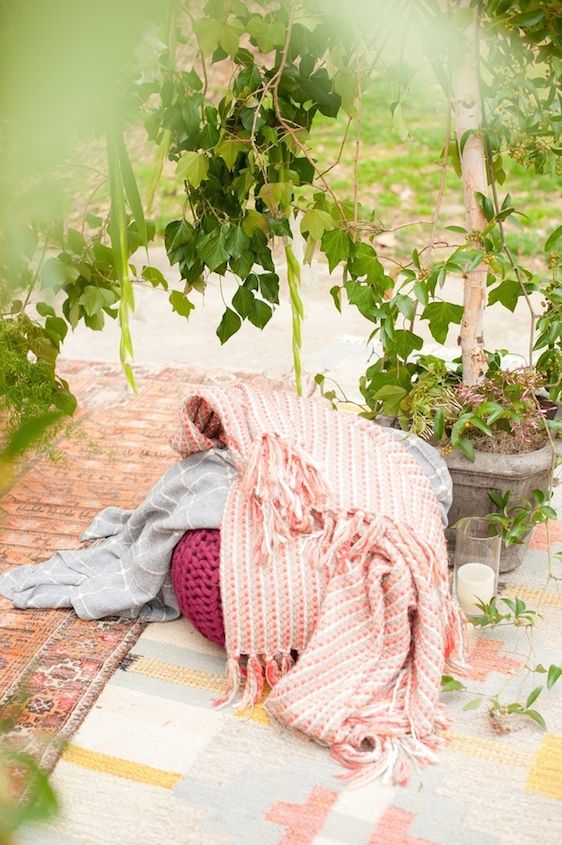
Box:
0;432;451;622
0;449;238;622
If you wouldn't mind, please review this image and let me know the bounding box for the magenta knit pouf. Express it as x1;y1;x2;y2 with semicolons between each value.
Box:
171;529;225;648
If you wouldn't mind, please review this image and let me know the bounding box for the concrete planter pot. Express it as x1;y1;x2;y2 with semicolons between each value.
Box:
444;442;554;572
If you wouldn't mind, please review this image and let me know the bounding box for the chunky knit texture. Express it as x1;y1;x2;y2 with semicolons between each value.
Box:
171;530;224;647
170;383;467;785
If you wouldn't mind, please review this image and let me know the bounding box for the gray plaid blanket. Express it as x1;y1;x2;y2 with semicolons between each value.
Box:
0;431;451;622
0;449;237;622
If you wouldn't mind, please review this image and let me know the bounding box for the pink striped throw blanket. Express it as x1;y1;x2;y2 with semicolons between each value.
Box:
171;382;467;785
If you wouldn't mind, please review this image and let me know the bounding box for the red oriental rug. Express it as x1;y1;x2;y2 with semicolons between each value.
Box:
0;360;185;771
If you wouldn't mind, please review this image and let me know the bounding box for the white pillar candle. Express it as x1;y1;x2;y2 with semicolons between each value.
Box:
456;562;495;617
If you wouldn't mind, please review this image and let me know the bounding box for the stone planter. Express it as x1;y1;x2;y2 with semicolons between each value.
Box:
444;442;554;572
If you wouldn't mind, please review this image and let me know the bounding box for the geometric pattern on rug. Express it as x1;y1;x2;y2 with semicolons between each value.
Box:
17;535;562;844
3;361;562;844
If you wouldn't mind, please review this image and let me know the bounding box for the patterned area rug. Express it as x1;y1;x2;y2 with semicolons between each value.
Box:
0;361;186;770
3;362;562;844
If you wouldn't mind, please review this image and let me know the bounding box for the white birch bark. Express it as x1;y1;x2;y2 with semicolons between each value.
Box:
452;0;488;385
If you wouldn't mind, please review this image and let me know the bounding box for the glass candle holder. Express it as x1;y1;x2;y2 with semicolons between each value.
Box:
454;517;501;618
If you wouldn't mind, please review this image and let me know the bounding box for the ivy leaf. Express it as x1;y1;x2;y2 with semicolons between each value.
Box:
230;251;254;278
422;301;463;344
258;182;292;215
193;18;222;54
247;299;272;329
232;285;255;319
392;329;423;360
374;385;408;416
142;266;168;289
225;225;250;258
321;229;352;272
169;290;194;318
216;140;247;170
350;244;385;286
196;228;230;271
246;15;286;52
258;272;279;304
216;307;241;344
300;209;334;241
79;286;117;316
67;228;87;254
488;279;523;312
547;664;562;689
39;258;78;292
165;219;195;261
176;152;209;188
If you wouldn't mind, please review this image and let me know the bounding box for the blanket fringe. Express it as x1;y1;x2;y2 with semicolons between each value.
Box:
240;433;331;564
331;728;445;787
213;657;242;709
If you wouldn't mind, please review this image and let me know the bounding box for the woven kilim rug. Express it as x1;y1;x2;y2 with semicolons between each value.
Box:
0;361;189;771
4;362;562;845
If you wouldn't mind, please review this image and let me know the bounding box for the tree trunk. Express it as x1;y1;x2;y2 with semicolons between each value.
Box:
452;0;488;385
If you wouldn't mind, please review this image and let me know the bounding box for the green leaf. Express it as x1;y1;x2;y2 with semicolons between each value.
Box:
475;191;494;221
232;285;255;319
350;244;385;286
193;18;222;54
463;698;482;711
196;228;230;271
142;266;168;289
176;151;209;188
67;227;87;254
79;286;117;316
169;290;194;318
374;385;408;416
246;15;286;52
258;181;292;214
488;280;523;313
248;299;272;329
330;285;342;313
547;664;562;690
225;225;250;258
524;709;547;730
434;409;445;440
526;687;543;708
458;436;475;461
441;675;466;693
39;258;78;291
300;209;335;241
545;224;562;252
215;140;247;170
321;229;352;273
422;302;463;344
116;132;148;247
392;329;423;360
258;272;279;304
230;251;254;279
512;9;544;27
216;307;241;344
36;302;56;318
45;316;68;344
